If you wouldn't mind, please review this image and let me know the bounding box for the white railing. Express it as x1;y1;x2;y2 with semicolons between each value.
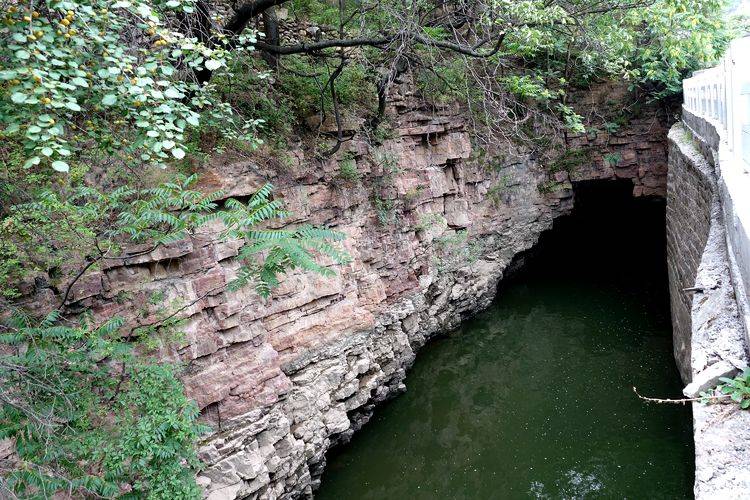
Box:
683;36;750;173
684;35;750;347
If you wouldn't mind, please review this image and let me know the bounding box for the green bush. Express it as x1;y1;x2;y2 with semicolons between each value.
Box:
0;311;207;498
277;56;376;121
338;157;360;181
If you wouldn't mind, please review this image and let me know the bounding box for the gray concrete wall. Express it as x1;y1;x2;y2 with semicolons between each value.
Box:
667;116;750;499
682;108;750;341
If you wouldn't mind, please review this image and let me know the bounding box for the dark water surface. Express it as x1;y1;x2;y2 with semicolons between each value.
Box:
316;181;694;500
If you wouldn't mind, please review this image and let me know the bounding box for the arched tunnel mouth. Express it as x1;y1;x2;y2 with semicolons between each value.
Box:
316;179;694;499
505;178;669;289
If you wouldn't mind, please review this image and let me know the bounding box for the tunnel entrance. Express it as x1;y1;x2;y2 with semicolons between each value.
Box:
316;179;694;499
506;179;669;295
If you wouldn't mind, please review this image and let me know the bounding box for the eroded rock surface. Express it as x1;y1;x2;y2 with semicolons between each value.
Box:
29;82;671;498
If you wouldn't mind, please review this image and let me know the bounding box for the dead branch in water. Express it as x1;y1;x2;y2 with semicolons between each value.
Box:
632;386;730;405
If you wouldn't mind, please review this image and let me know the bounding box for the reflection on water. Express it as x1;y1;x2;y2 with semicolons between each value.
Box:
529;469;604;498
316;182;694;499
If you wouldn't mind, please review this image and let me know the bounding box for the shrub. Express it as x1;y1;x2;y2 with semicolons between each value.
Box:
338;156;360;181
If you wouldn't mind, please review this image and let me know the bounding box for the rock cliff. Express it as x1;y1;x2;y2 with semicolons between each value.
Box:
53;81;671;498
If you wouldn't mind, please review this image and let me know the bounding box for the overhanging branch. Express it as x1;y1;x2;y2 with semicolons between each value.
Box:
224;0;290;34
251;32;506;58
253;36;393;54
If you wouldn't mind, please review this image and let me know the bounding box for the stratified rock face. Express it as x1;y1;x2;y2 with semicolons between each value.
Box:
53;81;671;499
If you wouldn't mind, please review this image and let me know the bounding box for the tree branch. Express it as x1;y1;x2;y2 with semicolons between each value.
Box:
632;386;729;405
224;0;290;35
253;36;393;54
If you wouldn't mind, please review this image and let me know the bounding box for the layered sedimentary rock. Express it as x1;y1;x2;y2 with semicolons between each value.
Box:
38;82;670;498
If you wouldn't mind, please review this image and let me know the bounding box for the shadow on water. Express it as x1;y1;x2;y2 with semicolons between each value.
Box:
316;180;694;500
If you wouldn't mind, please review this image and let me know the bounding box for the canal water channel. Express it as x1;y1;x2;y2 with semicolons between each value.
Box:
316;181;694;499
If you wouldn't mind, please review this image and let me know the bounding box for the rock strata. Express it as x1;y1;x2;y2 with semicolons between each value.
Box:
25;81;672;498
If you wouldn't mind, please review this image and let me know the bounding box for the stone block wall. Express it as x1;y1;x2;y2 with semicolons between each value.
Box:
567;84;670;197
666;126;715;381
667;120;750;498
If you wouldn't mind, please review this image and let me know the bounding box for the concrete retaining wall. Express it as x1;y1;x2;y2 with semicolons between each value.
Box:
667;111;750;499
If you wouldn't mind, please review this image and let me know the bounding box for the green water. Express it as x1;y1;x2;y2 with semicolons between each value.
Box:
316;183;694;500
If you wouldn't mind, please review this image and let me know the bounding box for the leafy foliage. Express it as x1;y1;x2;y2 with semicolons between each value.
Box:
628;0;739;97
2;173;348;300
0;310;207;498
701;370;750;409
433;229;485;273
486;175;512;206
372;196;395;226
0;173;213;298
248;0;740;162
218;184;349;297
493;0;739;97
280;55;376;120
549;149;592;174
0;0;259;172
0;1;348;498
337;156;360;182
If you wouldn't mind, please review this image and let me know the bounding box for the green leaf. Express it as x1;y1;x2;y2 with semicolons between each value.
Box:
10;93;27;104
65;102;82;112
51;161;70;172
102;94;118;106
205;59;222;71
41;147;54;157
164;88;182;99
71;77;89;88
15;50;30;60
172;148;185;160
23;156;41;168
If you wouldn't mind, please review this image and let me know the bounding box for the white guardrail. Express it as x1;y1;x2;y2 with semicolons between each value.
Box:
684;35;750;346
683;36;750;172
